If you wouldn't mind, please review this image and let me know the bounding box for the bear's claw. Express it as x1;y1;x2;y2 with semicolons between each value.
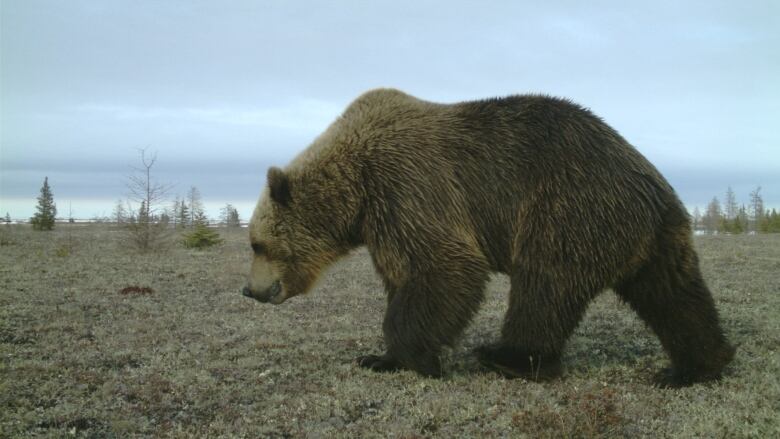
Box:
653;367;725;388
356;354;401;373
654;368;698;388
475;345;562;381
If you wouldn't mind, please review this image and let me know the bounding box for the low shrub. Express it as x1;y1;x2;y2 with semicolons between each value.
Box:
181;224;223;249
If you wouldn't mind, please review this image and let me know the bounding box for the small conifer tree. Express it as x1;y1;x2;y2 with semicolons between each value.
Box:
769;209;780;233
31;177;57;231
182;212;223;249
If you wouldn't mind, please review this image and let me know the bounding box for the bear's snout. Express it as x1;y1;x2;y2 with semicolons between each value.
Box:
242;281;285;304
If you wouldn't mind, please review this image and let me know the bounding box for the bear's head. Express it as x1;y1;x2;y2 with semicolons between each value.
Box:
242;167;342;304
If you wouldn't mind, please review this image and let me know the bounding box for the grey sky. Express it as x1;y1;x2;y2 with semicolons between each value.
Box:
2;0;778;219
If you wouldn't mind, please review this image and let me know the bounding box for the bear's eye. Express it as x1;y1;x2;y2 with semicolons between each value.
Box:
251;242;267;255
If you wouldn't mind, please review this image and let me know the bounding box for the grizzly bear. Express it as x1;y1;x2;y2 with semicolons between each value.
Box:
242;88;734;387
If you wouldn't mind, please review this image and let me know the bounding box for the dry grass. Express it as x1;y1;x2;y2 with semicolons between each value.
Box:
1;224;779;437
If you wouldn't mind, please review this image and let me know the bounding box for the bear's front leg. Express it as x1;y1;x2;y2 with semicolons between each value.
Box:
359;270;484;378
355;288;444;377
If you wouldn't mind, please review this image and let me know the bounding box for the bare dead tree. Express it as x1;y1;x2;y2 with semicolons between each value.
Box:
692;206;702;233
749;186;764;233
113;199;127;225
220;203;241;227
724;186;738;220
186;186;205;226
124;148;173;251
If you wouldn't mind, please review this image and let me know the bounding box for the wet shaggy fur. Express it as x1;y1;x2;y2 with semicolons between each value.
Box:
247;88;734;387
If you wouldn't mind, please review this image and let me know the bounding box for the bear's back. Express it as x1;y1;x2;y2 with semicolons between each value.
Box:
288;91;681;271
340;91;680;272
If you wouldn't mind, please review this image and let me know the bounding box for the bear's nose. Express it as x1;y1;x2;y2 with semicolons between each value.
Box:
242;286;253;297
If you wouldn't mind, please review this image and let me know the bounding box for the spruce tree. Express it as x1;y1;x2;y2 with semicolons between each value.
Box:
171;196;181;228
177;199;189;228
769;209;780;233
30;177;57;230
735;205;749;234
182;210;223;249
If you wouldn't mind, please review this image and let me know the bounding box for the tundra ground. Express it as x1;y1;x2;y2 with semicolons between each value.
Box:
1;225;778;437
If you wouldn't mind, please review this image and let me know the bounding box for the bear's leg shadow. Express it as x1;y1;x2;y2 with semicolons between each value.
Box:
477;269;597;381
614;249;735;388
358;264;488;377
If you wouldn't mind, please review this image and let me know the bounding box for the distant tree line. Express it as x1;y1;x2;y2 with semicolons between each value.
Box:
20;172;243;233
108;149;242;251
692;186;780;234
114;187;242;229
21;170;778;241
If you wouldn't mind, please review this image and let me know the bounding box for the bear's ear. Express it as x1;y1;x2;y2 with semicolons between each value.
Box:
267;166;291;206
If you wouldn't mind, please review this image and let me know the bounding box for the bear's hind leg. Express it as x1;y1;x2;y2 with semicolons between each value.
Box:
477;272;596;381
615;248;735;388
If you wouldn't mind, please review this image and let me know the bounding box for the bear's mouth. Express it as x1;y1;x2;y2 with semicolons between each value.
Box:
242;281;287;304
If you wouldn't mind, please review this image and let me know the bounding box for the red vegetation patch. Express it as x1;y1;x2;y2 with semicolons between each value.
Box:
119;286;154;295
511;387;623;436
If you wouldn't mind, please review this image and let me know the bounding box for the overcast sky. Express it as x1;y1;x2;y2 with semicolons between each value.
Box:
2;0;778;219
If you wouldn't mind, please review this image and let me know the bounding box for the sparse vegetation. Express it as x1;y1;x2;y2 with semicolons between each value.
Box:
0;226;17;246
54;243;71;258
1;226;778;437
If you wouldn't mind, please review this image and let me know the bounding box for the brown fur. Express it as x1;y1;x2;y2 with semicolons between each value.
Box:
245;88;734;387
